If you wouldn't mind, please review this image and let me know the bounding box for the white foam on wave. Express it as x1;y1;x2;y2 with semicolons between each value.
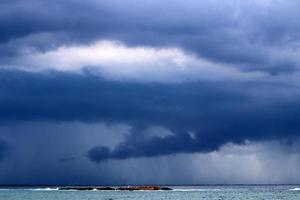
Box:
30;187;59;191
173;189;221;192
289;188;300;191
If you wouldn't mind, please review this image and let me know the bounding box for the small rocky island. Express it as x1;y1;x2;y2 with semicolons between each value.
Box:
59;186;172;191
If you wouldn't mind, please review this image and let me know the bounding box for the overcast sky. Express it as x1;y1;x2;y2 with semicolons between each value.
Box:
1;0;300;185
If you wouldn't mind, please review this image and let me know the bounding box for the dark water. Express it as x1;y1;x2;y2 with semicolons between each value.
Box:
0;185;300;200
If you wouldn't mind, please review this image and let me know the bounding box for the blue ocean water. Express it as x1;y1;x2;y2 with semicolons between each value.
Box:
0;185;300;200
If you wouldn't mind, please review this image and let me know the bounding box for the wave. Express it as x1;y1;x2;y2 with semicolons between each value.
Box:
173;189;221;192
30;188;59;191
289;188;300;191
0;188;60;191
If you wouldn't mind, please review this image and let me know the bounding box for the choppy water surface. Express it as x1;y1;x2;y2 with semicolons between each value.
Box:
0;185;300;200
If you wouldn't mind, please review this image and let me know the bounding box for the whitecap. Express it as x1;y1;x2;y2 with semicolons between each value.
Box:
173;189;221;192
30;187;59;191
289;188;300;191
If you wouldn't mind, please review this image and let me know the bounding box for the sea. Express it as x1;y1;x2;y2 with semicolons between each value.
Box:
0;185;300;200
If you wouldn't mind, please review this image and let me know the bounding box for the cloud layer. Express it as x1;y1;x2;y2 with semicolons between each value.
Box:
1;0;300;75
1;121;300;185
0;70;299;163
3;40;266;83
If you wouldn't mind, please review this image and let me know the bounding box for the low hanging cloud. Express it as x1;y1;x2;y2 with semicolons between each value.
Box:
87;129;199;163
1;122;300;185
87;122;300;163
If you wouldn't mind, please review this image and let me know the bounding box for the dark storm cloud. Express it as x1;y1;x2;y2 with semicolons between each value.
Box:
1;70;300;162
1;0;300;73
0;69;243;123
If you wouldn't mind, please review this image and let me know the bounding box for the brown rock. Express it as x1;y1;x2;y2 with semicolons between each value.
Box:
58;186;172;191
116;186;172;191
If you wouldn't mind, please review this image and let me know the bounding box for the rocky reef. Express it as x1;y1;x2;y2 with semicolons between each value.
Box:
116;186;172;191
59;186;172;191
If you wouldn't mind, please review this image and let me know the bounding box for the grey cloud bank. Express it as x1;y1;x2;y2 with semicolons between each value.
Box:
1;0;300;75
0;70;299;164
